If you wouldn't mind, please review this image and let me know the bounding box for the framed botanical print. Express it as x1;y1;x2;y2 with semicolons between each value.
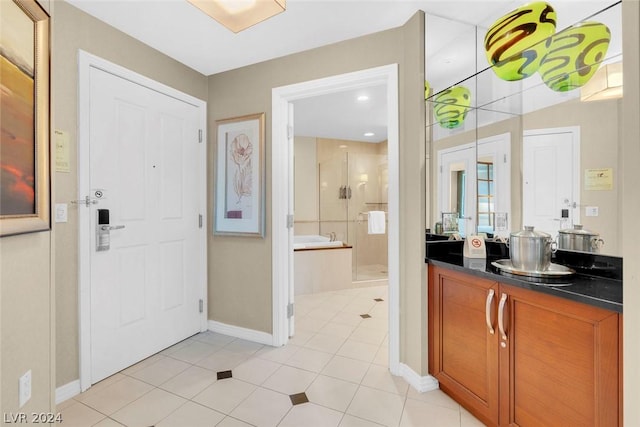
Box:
0;0;50;237
214;113;265;237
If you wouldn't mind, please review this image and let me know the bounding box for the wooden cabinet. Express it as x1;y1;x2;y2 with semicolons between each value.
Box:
428;267;500;425
428;265;620;427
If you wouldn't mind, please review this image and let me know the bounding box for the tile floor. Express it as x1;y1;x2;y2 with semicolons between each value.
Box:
57;285;485;427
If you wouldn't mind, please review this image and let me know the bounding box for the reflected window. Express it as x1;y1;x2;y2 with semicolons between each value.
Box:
477;162;494;233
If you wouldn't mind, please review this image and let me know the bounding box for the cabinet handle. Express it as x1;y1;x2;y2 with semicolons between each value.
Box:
498;293;508;341
485;289;495;335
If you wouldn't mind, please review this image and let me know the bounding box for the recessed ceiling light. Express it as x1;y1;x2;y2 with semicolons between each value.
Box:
187;0;286;33
357;95;369;101
364;132;375;137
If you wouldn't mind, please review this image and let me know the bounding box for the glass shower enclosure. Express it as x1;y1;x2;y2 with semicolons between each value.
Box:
318;152;388;283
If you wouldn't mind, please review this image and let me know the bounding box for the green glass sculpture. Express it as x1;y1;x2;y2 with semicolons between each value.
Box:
433;86;471;129
538;21;611;92
484;1;556;81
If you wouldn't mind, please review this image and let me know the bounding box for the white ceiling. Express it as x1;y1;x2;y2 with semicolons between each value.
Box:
293;85;388;142
66;0;621;142
64;0;514;76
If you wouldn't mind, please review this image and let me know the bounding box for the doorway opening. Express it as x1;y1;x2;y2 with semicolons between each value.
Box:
436;133;511;238
271;64;400;374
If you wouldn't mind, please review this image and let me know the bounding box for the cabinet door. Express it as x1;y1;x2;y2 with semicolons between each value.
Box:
499;284;619;427
429;266;500;426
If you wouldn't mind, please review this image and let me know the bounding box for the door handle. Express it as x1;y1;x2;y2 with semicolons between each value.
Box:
100;225;125;231
498;293;508;341
485;289;495;335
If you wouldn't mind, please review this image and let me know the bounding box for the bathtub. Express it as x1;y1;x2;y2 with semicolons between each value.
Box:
293;234;344;250
293;235;352;295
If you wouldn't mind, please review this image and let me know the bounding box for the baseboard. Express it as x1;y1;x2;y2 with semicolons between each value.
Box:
208;320;274;346
399;363;439;393
55;380;81;405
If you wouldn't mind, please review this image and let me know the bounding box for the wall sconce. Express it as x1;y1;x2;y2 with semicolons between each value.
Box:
359;174;369;185
581;62;623;101
187;0;286;33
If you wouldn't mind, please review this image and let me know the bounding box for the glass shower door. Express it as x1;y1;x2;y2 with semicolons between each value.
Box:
349;153;388;282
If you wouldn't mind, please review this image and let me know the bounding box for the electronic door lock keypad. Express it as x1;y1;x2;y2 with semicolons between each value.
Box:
96;209;125;251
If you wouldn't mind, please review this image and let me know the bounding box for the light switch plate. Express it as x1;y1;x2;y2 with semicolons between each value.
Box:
585;206;599;217
55;203;68;223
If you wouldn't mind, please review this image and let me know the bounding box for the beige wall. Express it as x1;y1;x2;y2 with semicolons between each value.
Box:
208;13;427;373
1;233;54;415
622;1;640;424
293;136;318;225
51;1;208;388
1;0;55;416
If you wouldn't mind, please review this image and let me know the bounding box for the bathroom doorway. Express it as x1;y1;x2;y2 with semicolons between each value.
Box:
271;64;400;374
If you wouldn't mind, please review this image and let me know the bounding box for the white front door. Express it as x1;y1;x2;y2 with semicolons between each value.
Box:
87;66;205;384
523;127;580;236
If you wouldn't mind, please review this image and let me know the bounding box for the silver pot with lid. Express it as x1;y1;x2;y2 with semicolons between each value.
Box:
509;226;556;272
557;224;604;253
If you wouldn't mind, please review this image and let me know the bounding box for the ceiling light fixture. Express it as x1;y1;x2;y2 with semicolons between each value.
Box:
357;95;369;101
187;0;286;33
364;132;375;137
580;62;623;102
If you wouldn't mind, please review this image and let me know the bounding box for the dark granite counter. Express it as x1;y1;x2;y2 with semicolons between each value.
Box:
426;239;622;313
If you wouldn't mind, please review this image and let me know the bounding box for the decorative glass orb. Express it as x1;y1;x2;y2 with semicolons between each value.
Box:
538;21;611;92
433;86;471;129
484;1;557;81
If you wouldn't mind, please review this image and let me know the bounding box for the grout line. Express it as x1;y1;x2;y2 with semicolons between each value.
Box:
68;285;473;427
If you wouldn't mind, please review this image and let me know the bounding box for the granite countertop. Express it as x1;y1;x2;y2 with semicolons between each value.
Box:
426;239;622;313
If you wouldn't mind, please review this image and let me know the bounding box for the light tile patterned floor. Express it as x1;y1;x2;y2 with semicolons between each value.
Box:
57;285;485;427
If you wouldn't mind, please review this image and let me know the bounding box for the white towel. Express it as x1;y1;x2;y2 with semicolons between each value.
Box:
368;211;386;234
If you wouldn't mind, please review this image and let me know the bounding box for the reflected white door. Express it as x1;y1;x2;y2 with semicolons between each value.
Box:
523;127;580;236
89;67;204;383
438;142;476;236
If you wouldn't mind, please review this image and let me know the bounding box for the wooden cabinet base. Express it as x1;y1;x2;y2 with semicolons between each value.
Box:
428;265;621;427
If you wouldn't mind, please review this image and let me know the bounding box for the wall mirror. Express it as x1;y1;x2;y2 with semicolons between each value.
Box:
426;1;623;256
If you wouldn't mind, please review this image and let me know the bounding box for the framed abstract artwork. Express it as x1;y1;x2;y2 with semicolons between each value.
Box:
0;0;50;237
214;113;265;237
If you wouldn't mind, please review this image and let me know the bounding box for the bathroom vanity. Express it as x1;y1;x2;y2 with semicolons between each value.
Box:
426;240;622;427
423;2;626;425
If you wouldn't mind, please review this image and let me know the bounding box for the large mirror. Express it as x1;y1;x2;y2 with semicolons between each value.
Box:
426;1;623;256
